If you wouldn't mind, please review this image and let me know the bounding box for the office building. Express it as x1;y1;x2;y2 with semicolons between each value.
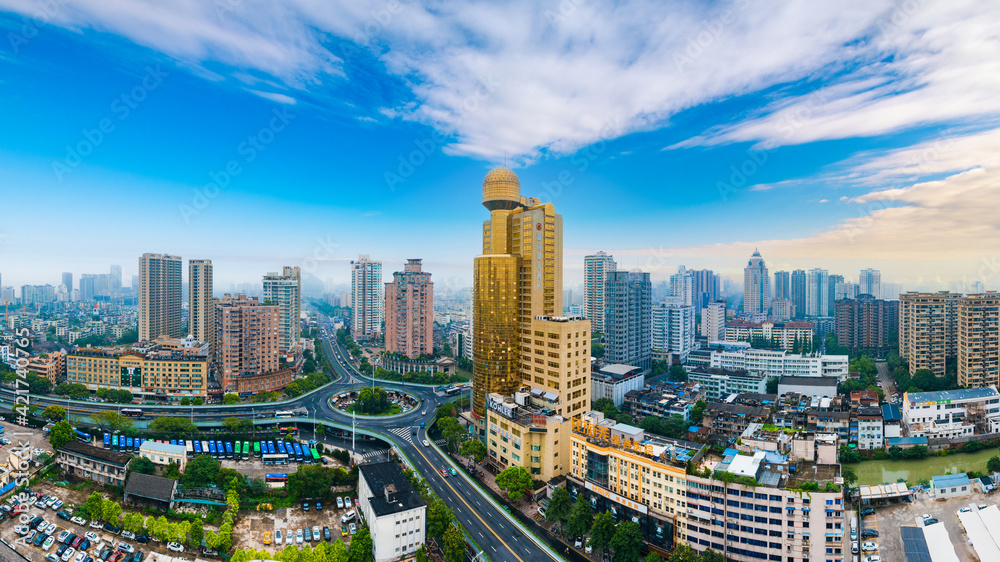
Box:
486;390;572;481
62;272;73;293
351;255;384;341
805;268;829;317
902;387;1000;439
79;275;95;301
651;302;695;361
263;266;302;352
691;269;721;312
138;253;183;341
899;292;961;377
773;270;790;300
711;348;849;380
859;268;881;298
790;269;807;319
724;320;815;352
584;251;616;334
57;442;131;487
358;461;427;562
835;295;898;356
605;270;652;374
958;293;1000;387
770;299;794;321
591;364;645;407
66;346;208;402
215;293;286;394
384;259;434;359
687;367;769;401
188;259;214;356
670;267;694;308
743;249;769;315
700;301;726;342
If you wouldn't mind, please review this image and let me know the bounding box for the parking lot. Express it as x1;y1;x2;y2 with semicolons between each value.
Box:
856;488;986;562
233;495;358;552
0;421;55;458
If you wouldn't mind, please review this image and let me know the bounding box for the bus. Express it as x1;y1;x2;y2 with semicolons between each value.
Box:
136;437;145;449
253;442;261;458
262;454;287;465
276;441;287;456
170;440;177;446
208;441;217;456
266;441;275;455
120;408;143;418
310;448;320;464
186;441;194;457
242;441;250;460
275;411;293;419
194;441;203;455
435;385;449;392
445;386;462;396
215;440;225;458
201;441;210;455
224;441;234;459
76;430;92;443
264;473;288;483
126;437;134;451
103;433;110;448
291;442;303;462
112;435;119;450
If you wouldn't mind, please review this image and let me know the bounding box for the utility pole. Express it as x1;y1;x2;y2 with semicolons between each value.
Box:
351;409;356;465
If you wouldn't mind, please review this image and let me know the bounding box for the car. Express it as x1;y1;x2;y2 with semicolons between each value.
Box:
52;500;64;510
861;529;879;538
312;526;320;541
75;552;87;562
99;548;112;561
979;504;989;510
85;557;94;562
316;501;322;511
349;523;357;535
958;507;972;515
336;497;344;509
62;548;77;562
354;498;359;507
90;521;103;529
341;527;348;537
64;534;77;545
440;469;449;478
72;516;85;525
166;543;184;553
86;533;99;542
134;534;149;544
320;458;328;465
57;545;69;557
46;522;57;535
412;427;417;435
305;527;313;542
36;534;48;547
27;530;39;543
121;531;135;540
924;518;939;526
852;541;859;554
865;557;881;562
274;530;282;546
263;532;271;545
118;543;134;553
302;501;309;512
575;537;582;548
72;536;84;548
48;555;61;562
323;527;331;541
448;468;458;476
134;551;144;562
102;523;121;535
45;537;57;551
79;539;90;552
56;511;71;521
58;531;70;543
296;529;303;544
862;542;878;552
860;508;875;517
421;410;426;415
585;541;593;554
920;513;931;519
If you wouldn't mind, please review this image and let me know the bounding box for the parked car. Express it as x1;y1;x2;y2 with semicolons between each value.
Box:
302;502;309;512
274;530;282;546
44;537;57;551
263;532;271;545
121;531;135;540
860;508;875;516
312;526;320;541
336;497;344;509
862;542;878;552
166;543;184;553
304;528;312;542
71;516;86;526
349;523;357;535
118;542;135;553
865;557;881;562
861;529;879;538
86;533;99;542
924;518;939;526
134;534;149;544
58;531;70;543
323;527;331;541
61;547;77;562
957;507;972;515
979;504;989;510
47;554;61;562
90;521;103;529
315;501;322;511
341;527;348;537
296;529;303;544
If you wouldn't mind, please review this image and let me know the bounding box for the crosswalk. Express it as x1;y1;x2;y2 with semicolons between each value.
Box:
388;426;415;444
358;449;391;462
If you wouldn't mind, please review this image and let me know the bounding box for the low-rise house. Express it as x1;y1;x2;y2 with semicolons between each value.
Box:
57;441;131;487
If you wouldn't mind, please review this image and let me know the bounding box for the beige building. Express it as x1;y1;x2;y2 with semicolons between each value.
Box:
215;293;282;393
263;266;301;352
385;259;434;359
486;392;571;483
188;259;215;356
66;347;208;401
138;253;183;341
27;351;66;384
139;441;188;471
958;293;1000;388
57;441;131;487
899;291;960;377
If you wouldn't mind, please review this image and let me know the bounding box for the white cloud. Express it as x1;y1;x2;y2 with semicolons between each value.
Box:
246;89;297;105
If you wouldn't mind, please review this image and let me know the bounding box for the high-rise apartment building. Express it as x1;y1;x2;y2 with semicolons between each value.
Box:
20;285;55;306
79;276;95;302
790;269;807;319
805;268;829;317
835;295;898;356
670;267;719;313
138;253;183;342
828;274;844;316
583;251;616;334
109;265;122;293
651;302;695;360
385;259;434;359
215;293;286;394
604;270;652;374
700;301;726;341
473;167;591;417
773;270;790;300
62;272;73;292
899;291;960;377
742;249;769;315
188;259;214;356
670;266;694;307
351;255;383;341
958;293;1000;387
263;266;302;352
859;268;881;298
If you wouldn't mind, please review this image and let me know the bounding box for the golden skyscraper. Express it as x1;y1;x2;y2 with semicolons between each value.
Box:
472;167;567;416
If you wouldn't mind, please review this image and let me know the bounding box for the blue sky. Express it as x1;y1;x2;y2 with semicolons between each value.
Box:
1;0;998;292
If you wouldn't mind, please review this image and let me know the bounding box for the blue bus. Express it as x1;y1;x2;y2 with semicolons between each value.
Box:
103;433;110;448
224;441;233;459
194;441;202;454
264;473;288;483
258;441;266;458
76;430;92;443
170;440;177;446
112;435;119;450
266;441;275;455
276;441;287;456
126;437;133;451
291;442;303;462
208;441;217;456
136;437;144;449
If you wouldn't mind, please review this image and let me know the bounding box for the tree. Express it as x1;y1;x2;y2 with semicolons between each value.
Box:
102;499;122;526
180;398;191;406
53;382;90;399
459;438;486;462
42;405;66;421
842;467;858;489
668;365;688;382
356;387;390;415
223;417;254;433
426;496;454;540
565;498;593;538
27;373;52;395
131;456;156;475
223;393;240;405
189;519;204;548
442;525;464;562
91;411;133;434
495;466;533;502
667;544;699;562
315;423;325;438
329;540;348;562
48;420;75;450
180;455;222;487
610;521;644;562
699;549;725;562
414;545;427;562
989;456;1000;474
347;526;372;562
589;511;616;555
85;492;104;520
286;465;348;501
193;398;204;406
689;400;707;425
546;486;573;524
645;554;662;562
149;416;198;437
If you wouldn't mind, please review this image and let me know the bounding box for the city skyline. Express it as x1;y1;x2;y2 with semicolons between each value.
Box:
0;3;998;291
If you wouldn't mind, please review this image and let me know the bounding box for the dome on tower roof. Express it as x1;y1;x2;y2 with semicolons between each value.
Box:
482;166;521;211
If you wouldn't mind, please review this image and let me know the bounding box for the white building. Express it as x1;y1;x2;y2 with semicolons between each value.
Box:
358;461;426;562
591;364;645;407
583;252;616;335
138;441;188;471
710;348;849;380
351;255;384;341
700;301;726;341
651;302;695;360
688;367;769;402
263;266;302;352
670;266;695;307
806;268;829;317
859;268;881;298
902;387;1000;439
856;407;884;451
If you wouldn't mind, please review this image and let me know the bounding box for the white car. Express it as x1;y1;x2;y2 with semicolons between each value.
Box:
423;440;430;447
862;542;878;552
14;526;29;536
296;529;303;544
52;500;64;510
43;537;56;551
118;542;135;553
121;531;135;540
61;548;76;562
89;521;103;529
71;517;86;525
85;532;99;542
585;541;593;554
74;552;87;562
957;507;971;515
336;497;344;509
46;522;58;535
167;542;185;553
865;557;881;562
312;526;320;541
920;513;931;519
274;530;282;545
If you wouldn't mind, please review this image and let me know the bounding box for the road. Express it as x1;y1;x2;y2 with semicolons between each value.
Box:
876;360;897;397
1;315;563;562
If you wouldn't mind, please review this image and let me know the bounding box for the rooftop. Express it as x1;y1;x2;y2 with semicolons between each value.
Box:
779;376;839;387
124;473;177;502
358;461;426;517
58;441;131;466
140;441;187;456
932;473;970;487
597;364;642;379
906;387;1000;405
